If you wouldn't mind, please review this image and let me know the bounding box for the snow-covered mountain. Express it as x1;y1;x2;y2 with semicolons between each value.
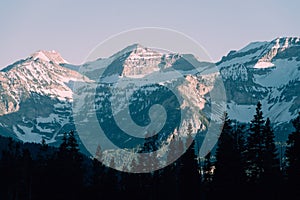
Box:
72;44;222;162
0;50;88;143
0;37;299;150
218;37;300;141
0;45;220;151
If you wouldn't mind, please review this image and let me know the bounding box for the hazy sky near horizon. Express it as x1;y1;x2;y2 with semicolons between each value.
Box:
0;0;299;68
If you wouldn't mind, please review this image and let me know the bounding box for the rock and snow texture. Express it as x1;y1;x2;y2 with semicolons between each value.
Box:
0;46;217;145
73;44;220;154
0;50;89;144
0;37;299;145
218;37;300;137
122;45;163;77
31;50;69;64
0;50;88;115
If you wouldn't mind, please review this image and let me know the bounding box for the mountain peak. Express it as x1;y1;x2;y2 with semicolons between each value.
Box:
116;43;155;55
31;50;68;64
126;43;144;50
218;36;300;69
270;37;300;49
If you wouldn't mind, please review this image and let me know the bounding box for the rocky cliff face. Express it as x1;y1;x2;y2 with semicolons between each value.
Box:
0;38;299;147
0;50;88;143
218;37;300;140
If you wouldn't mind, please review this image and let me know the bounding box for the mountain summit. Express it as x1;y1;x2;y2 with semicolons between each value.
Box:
0;38;299;145
31;50;68;64
217;37;300;140
0;50;87;143
218;37;300;69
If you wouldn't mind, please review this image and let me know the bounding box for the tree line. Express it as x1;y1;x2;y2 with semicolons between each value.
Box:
0;101;299;200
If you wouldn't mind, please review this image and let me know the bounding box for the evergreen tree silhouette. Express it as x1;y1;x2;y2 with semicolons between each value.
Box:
49;131;84;200
246;101;265;183
260;117;282;198
285;112;300;197
163;134;183;199
20;149;33;200
262;118;281;181
213;113;246;199
178;123;201;199
59;132;68;157
233;123;247;184
244;103;283;199
33;138;50;199
0;138;22;199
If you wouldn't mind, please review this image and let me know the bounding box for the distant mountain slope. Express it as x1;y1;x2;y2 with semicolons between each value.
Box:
217;37;300;140
0;37;299;147
0;50;88;144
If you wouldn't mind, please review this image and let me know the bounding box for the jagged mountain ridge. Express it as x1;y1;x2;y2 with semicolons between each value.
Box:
0;37;299;147
0;45;218;147
218;37;300;141
0;50;88;143
72;44;220;160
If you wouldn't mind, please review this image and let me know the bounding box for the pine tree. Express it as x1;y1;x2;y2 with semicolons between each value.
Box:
53;131;84;199
233;123;247;184
89;158;104;199
246;101;265;183
33;139;51;199
59;132;68;158
0;139;22;199
214;113;233;183
20;149;33;200
163;134;183;199
286;112;300;186
244;103;283;199
261;118;280;183
178;123;201;198
68;130;80;156
213;113;247;199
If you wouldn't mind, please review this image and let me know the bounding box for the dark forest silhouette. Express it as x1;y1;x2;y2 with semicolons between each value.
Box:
0;102;299;200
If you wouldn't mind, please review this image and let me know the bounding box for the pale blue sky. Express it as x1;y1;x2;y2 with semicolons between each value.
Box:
0;0;299;68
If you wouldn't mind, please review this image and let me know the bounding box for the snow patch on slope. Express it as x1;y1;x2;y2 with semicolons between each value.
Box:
262;98;296;123
253;59;300;87
13;125;43;143
31;50;68;64
254;61;274;69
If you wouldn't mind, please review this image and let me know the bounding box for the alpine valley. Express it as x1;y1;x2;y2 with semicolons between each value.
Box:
0;37;299;152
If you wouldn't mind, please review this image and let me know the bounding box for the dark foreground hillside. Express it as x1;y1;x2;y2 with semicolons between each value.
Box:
0;104;299;200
